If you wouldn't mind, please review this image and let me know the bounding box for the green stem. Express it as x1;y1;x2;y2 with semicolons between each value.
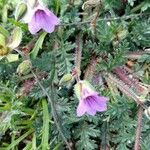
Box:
31;71;72;150
60;13;150;26
134;107;143;150
75;33;82;82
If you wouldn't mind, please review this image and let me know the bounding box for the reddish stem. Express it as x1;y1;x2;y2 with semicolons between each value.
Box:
134;107;143;150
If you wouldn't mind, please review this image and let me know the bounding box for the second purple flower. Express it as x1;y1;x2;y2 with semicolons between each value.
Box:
74;80;108;117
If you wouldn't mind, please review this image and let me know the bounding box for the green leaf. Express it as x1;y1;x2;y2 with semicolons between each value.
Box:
32;52;53;71
0;33;6;47
6;54;19;62
15;2;27;21
7;129;34;150
23;142;32;150
41;99;50;150
138;54;150;63
7;27;22;49
0;25;9;37
8;18;28;31
74;123;100;150
30;32;47;59
54;0;61;15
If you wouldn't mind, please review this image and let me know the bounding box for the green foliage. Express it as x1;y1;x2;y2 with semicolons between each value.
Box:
32;52;55;72
30;32;47;59
56;28;76;76
74;123;100;150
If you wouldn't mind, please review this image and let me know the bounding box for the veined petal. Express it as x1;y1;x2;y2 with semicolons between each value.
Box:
85;99;96;116
28;12;41;34
44;8;60;25
33;5;60;25
41;13;56;33
91;96;108;112
75;80;108;117
82;88;98;100
28;8;59;34
77;100;87;117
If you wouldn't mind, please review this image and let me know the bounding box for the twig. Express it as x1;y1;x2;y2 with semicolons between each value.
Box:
84;55;98;80
14;47;72;149
124;50;150;59
134;106;143;150
74;33;82;82
31;70;72;150
106;73;147;110
60;13;150;26
90;3;101;36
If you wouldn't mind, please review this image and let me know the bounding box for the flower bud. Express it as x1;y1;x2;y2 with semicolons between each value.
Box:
15;3;27;21
27;0;38;8
17;60;32;75
0;33;6;47
59;73;72;85
0;34;9;57
117;29;128;41
6;54;19;62
0;46;9;56
7;27;22;50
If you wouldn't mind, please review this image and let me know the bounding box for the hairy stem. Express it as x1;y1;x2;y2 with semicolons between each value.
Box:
15;44;72;150
75;33;82;81
60;13;150;26
106;73;147;109
91;2;101;37
31;70;72;150
84;55;98;80
134;107;143;150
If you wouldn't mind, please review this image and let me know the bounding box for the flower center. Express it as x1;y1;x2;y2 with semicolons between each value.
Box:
35;9;45;17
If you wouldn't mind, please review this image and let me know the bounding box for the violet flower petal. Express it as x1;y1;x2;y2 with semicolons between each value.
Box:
28;10;42;34
82;88;98;100
85;99;97;116
44;8;60;25
28;7;60;34
91;96;108;112
77;100;87;117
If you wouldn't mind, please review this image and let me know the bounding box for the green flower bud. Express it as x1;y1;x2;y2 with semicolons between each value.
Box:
17;60;32;75
15;3;27;21
6;54;19;62
27;0;38;8
117;29;128;41
0;33;6;47
0;33;9;57
0;46;9;56
7;27;22;50
59;73;72;85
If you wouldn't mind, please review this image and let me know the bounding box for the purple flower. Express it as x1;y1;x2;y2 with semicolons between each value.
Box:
25;5;60;34
74;80;108;117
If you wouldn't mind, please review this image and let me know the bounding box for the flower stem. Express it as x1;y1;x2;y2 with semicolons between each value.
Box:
134;106;143;150
106;73;147;110
16;45;72;149
60;13;150;26
31;70;72;150
75;33;82;82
